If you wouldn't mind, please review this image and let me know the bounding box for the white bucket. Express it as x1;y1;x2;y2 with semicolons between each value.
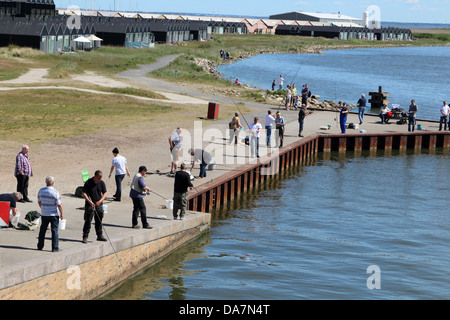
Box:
59;219;67;230
33;218;40;226
166;200;173;210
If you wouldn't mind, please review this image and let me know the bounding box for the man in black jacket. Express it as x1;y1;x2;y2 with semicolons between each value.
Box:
173;163;193;220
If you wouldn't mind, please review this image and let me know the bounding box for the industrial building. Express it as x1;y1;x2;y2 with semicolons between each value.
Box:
275;24;413;41
0;0;57;17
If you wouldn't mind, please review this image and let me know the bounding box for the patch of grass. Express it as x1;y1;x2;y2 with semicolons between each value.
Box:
0;89;174;142
48;61;84;79
103;87;168;100
0;88;247;143
413;32;450;42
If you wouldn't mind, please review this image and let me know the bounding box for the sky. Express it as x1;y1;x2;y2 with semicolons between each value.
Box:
58;0;450;24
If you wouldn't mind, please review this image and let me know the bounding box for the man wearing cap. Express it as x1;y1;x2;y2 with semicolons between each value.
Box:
82;170;107;243
298;104;310;137
129;166;152;229
173;163;193;220
108;147;131;202
275;111;286;148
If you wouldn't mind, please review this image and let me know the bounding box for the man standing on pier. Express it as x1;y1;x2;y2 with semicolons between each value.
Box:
15;145;33;203
129;166;152;229
173;163;193;220
82;170;107;243
408;100;418;132
439;101;449;131
37;176;63;252
340;103;349;134
357;94;367;125
249;117;262;158
265;110;275;147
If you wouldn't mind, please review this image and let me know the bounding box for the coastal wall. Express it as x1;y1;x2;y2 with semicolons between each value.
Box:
188;131;450;213
0;213;210;300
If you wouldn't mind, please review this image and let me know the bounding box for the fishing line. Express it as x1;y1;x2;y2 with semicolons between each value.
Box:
230;96;250;129
290;61;302;86
149;190;169;201
86;195;123;268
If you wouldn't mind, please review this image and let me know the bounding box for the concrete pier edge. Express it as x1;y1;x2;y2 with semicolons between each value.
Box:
0;211;211;300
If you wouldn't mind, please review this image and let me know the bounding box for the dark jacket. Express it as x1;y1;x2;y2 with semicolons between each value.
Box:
174;171;193;194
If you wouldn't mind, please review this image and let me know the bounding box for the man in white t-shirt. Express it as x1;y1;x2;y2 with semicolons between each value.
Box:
108;148;130;202
249;117;262;158
265;110;275;147
439;101;449;131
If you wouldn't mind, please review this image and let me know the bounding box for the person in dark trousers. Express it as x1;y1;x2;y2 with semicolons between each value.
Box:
37;176;63;252
129;166;152;229
14;145;33;203
298;104;310;137
439;101;449;131
189;149;213;179
408;99;418;132
301;84;311;106
275;111;286;147
340;103;349;134
108;147;131;202
173;163;193;220
81;170;107;243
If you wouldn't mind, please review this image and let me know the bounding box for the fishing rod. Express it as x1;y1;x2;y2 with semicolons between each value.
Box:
290;62;302;86
230;96;250;129
86;195;123;268
149;190;169;201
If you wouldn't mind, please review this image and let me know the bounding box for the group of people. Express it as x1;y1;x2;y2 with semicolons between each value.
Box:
1;141;207;253
341;95;422;134
378;99;419;132
284;83;311;111
228;105;311;158
219;49;230;60
168;127;213;179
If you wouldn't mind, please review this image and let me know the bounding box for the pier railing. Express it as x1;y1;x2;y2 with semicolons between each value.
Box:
188;131;450;213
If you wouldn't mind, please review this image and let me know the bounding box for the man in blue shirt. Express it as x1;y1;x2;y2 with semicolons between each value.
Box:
357;94;367;125
37;176;63;252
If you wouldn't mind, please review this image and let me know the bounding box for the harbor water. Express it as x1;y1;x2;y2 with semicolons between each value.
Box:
103;150;450;300
216;46;450;120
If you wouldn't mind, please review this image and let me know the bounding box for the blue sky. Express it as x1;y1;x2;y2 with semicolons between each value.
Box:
58;1;450;24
